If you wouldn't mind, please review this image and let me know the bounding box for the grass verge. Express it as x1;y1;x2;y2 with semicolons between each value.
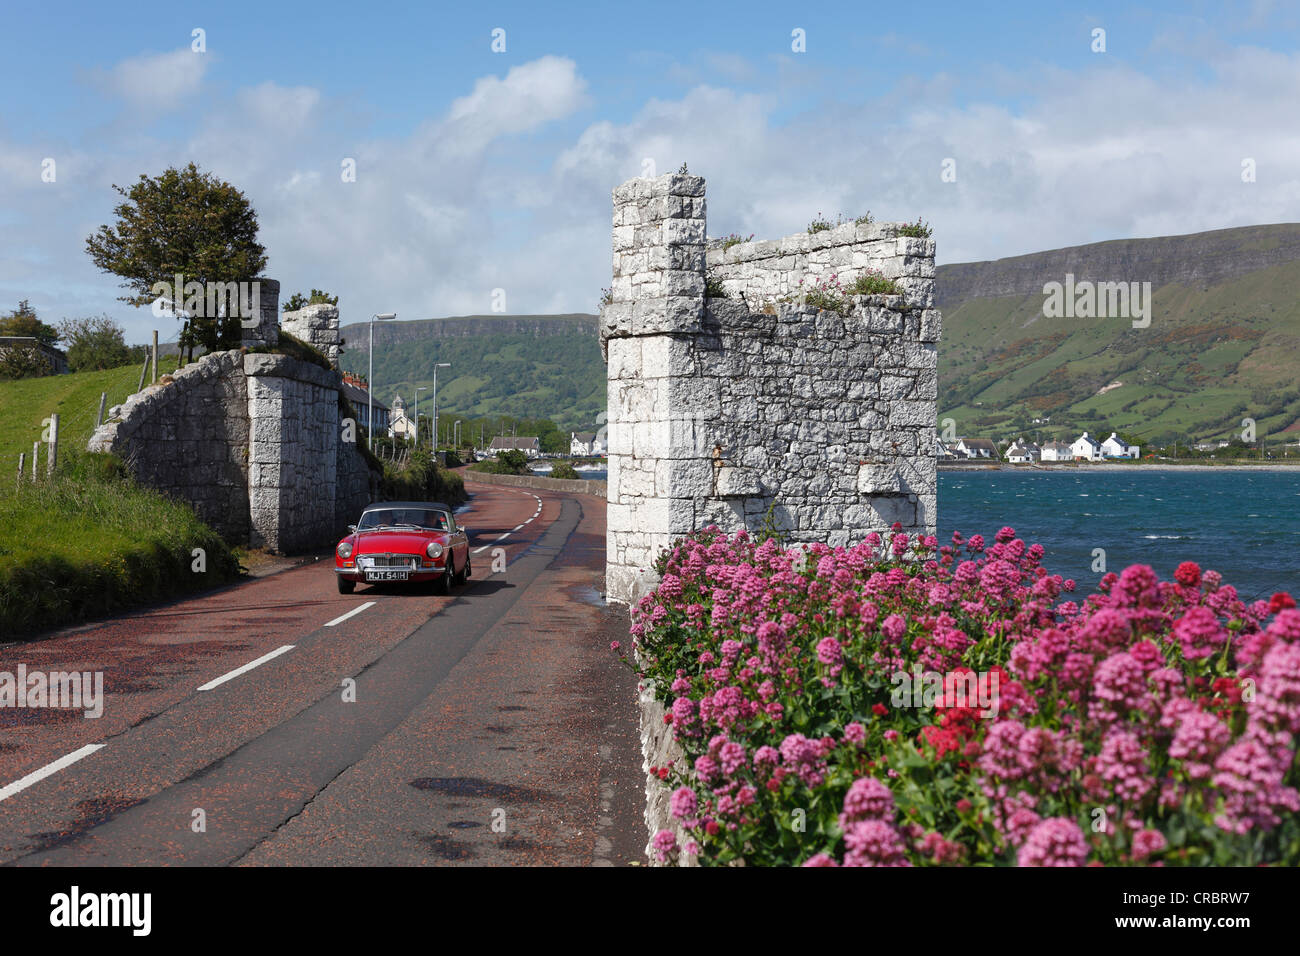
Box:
0;451;240;638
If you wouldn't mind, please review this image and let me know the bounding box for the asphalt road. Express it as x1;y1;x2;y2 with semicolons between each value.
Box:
0;481;645;866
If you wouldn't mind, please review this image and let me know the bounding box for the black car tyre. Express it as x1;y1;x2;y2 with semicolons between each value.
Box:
437;558;453;595
338;577;356;594
459;553;471;584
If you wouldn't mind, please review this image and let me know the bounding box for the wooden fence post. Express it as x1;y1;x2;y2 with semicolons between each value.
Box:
32;441;38;480
18;452;25;482
96;391;107;428
47;413;58;475
138;353;149;392
152;330;158;384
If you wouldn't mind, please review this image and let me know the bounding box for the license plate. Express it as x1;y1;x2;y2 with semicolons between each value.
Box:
365;570;410;581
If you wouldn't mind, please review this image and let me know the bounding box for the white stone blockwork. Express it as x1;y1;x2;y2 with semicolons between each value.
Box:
601;173;940;605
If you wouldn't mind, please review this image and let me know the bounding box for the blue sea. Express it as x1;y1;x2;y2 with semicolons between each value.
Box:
938;470;1300;603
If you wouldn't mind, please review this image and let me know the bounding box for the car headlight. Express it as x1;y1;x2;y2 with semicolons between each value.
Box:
337;542;353;558
426;542;443;558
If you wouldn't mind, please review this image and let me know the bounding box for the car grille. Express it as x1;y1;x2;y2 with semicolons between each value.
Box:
361;554;419;569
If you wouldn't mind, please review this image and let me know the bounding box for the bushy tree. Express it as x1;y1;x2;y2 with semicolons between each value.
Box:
0;343;51;379
0;300;59;346
58;315;133;371
85;163;267;360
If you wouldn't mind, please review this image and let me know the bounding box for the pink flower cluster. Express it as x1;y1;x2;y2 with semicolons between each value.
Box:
627;525;1299;867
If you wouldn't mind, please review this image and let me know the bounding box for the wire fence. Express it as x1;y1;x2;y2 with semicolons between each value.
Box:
10;352;182;483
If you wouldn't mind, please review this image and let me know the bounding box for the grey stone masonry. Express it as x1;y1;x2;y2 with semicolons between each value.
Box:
281;303;341;367
240;278;280;349
89;350;251;542
245;353;340;552
90;279;379;554
600;174;940;605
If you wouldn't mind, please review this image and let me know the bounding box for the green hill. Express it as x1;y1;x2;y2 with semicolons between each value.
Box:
339;313;604;430
937;224;1300;447
0;356;181;467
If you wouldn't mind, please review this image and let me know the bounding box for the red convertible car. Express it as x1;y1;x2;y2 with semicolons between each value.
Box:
334;500;471;594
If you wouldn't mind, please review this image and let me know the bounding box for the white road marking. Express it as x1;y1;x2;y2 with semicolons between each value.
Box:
0;744;106;803
197;645;296;691
323;602;376;628
466;490;543;554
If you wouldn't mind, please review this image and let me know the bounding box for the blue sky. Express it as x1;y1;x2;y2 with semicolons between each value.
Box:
2;0;1299;343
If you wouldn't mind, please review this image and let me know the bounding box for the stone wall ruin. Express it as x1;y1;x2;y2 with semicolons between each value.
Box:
600;173;940;604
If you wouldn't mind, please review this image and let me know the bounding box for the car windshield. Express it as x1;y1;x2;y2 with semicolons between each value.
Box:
357;508;450;531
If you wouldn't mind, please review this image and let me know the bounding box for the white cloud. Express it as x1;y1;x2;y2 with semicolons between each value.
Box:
103;49;210;112
443;56;590;155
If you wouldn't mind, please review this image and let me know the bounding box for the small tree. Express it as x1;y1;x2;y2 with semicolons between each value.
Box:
58;315;133;371
0;300;60;346
0;343;51;380
284;289;338;311
85;163;267;361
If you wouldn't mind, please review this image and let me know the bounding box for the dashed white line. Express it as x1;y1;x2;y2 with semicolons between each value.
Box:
467;490;542;555
0;744;105;803
197;645;295;691
323;602;376;627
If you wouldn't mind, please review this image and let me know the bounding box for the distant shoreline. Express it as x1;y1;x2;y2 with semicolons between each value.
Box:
939;461;1300;473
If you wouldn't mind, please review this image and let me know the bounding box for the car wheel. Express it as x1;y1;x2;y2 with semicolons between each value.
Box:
459;553;471;584
338;577;355;594
437;559;453;595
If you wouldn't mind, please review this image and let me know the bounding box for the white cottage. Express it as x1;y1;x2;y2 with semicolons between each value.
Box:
1070;432;1104;461
1040;440;1073;462
1101;433;1139;459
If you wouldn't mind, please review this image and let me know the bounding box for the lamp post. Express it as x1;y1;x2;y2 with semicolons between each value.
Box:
431;361;450;450
413;385;428;448
454;419;462;450
368;312;396;449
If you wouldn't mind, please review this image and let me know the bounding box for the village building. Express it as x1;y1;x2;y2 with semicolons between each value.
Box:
1040;440;1073;462
570;431;604;457
388;394;417;441
1100;432;1139;459
487;436;542;459
0;336;68;375
955;437;999;460
1005;440;1041;463
1070;432;1104;461
340;374;389;435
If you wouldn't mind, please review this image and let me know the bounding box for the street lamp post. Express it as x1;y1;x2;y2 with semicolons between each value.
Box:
431;361;450;451
454;419;462;450
368;312;397;450
413;385;428;448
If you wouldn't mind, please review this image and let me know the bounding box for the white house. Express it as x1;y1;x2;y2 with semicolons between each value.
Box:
389;394;417;441
1040;440;1073;462
955;437;999;459
488;436;542;459
570;431;604;457
1101;432;1139;459
1006;440;1040;463
341;377;389;435
1070;432;1104;461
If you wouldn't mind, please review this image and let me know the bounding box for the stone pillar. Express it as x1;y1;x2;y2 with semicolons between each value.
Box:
601;173;707;605
245;352;339;553
281;303;341;367
240;278;280;349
